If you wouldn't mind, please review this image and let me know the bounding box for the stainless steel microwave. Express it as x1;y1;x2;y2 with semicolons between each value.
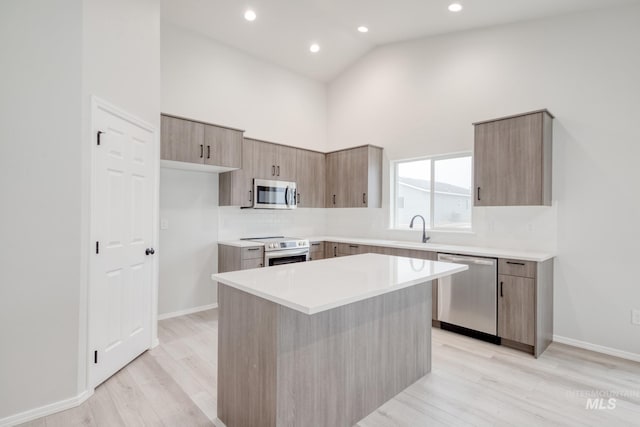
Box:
253;179;297;209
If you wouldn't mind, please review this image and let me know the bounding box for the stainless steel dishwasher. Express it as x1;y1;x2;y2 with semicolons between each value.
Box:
437;253;498;336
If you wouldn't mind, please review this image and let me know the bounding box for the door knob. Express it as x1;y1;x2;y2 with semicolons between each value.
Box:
145;248;155;256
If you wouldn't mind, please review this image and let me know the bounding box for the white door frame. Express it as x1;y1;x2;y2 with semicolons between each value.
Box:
86;96;159;390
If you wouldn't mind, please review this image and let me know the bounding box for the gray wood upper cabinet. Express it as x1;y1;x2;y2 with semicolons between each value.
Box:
251;139;297;181
161;115;204;164
219;138;255;207
296;149;325;208
325;145;383;208
204;125;242;168
161;114;243;168
474;110;553;206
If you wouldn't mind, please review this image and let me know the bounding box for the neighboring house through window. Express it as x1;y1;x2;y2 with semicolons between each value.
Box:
393;153;472;230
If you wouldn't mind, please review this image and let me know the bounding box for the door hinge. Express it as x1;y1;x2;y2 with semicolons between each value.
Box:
96;241;99;254
97;131;104;146
94;350;98;364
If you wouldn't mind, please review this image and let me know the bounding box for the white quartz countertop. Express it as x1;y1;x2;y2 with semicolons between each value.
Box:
212;253;468;315
218;236;554;262
306;236;554;262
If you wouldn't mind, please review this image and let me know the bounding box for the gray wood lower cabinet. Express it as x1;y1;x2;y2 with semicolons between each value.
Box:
497;257;553;357
218;244;264;273
217;282;431;427
309;241;325;261
161;114;243;169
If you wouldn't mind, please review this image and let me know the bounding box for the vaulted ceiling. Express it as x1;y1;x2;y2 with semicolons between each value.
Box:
162;0;639;81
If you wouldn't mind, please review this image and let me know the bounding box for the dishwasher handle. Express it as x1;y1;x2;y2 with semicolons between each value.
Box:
438;254;496;266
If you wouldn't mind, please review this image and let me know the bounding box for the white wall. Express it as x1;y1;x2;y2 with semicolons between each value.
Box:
0;0;160;422
161;23;327;150
159;24;328;315
159;169;218;315
0;1;83;420
327;5;640;355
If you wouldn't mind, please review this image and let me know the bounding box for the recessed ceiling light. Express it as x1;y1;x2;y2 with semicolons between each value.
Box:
358;26;369;33
244;9;257;21
309;43;320;53
448;3;463;12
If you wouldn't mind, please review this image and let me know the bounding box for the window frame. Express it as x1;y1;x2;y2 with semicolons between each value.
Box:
391;151;473;232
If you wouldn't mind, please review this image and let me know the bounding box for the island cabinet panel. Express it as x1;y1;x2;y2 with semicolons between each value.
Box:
326;145;383;208
219;139;256;207
474;110;553;206
275;283;430;427
295;149;325;208
217;281;432;427
161;114;244;168
218;286;278;427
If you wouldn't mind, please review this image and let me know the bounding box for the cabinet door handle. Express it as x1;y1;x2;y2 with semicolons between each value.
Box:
207;145;211;159
249;190;252;202
349;245;359;249
333;194;336;205
334;246;337;257
477;187;481;201
312;243;320;246
277;165;280;176
500;281;504;298
297;192;301;205
506;261;526;266
272;165;275;176
248;247;261;251
200;144;204;159
363;193;367;204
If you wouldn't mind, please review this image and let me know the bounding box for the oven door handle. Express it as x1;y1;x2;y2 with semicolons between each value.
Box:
265;249;309;258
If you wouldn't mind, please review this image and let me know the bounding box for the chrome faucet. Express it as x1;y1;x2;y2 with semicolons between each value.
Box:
409;215;430;243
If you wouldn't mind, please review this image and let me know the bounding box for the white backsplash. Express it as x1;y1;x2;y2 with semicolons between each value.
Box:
218;204;556;253
218;207;328;241
324;205;557;253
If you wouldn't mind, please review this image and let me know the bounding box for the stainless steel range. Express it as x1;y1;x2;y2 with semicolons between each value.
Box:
242;236;310;267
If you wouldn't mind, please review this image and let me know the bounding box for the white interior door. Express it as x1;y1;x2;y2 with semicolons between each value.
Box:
90;99;156;387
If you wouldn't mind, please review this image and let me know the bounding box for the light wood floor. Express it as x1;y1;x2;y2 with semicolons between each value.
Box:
21;309;640;427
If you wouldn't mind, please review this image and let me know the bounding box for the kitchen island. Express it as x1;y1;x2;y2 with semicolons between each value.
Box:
211;253;467;427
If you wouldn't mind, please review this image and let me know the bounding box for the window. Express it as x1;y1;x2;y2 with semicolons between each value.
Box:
393;153;472;230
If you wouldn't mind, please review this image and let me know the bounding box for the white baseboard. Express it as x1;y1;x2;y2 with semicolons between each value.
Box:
0;389;93;427
553;335;640;363
157;303;218;321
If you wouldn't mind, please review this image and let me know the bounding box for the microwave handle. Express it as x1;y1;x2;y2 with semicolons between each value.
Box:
285;186;290;207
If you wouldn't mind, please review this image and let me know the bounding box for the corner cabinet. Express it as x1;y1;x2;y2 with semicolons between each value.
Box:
326;145;383;208
296;149;325;208
473;110;553;206
161;114;243;169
